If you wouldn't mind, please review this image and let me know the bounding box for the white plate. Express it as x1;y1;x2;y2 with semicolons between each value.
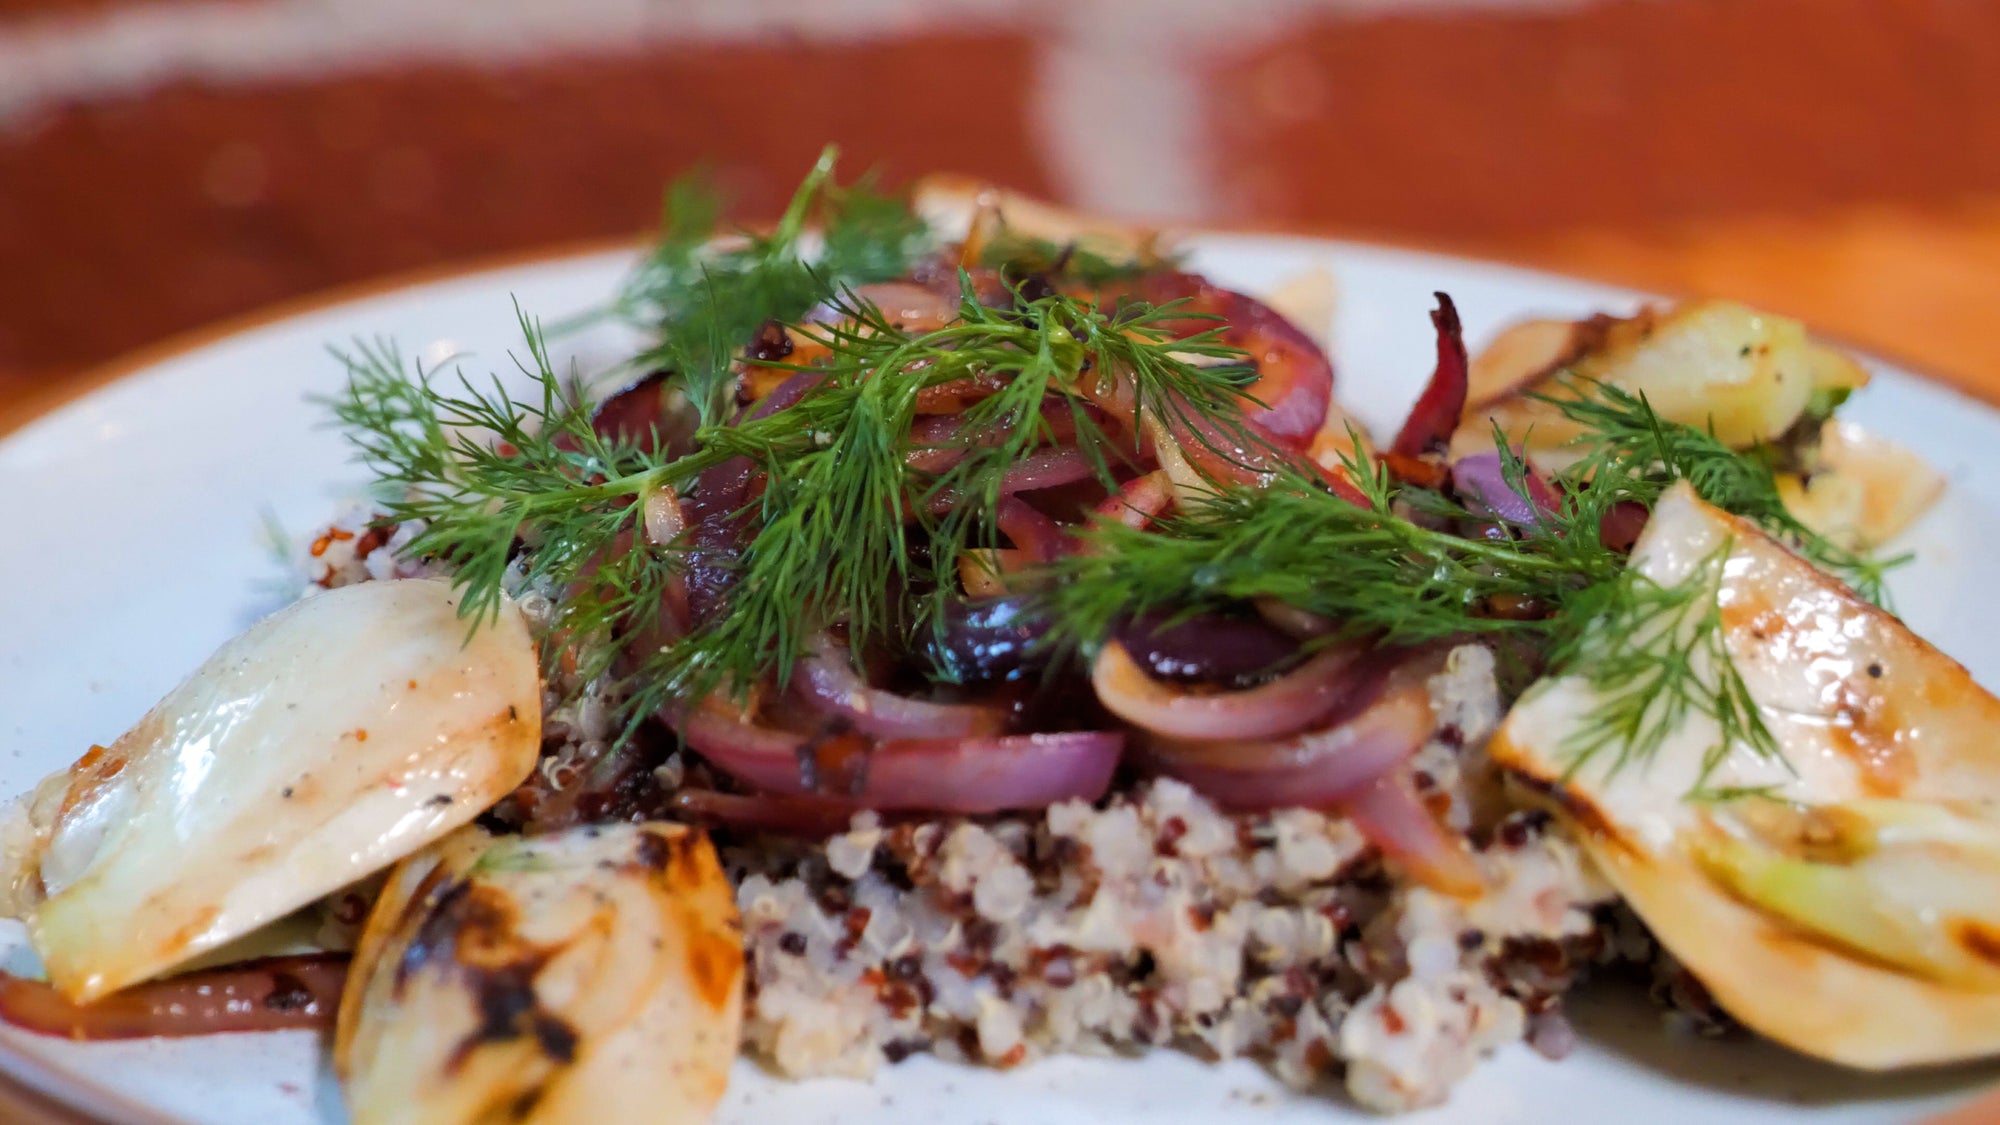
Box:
3;236;1998;1125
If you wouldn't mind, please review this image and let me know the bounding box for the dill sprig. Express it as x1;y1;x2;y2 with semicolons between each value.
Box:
328;276;1263;734
324;306;682;697
1545;539;1789;797
1042;383;1903;794
615;145;931;426
1045;457;1616;655
1540;377;1902;603
976;230;1174;285
646;280;1262;707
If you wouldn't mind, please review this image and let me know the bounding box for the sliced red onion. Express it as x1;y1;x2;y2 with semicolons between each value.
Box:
914;373;1009;414
1116;612;1301;685
925;596;1051;684
1140;662;1430;808
1216;288;1334;442
0;956;347;1040
681;456;757;623
1451;450;1560;528
1255;597;1340;641
1092;639;1366;741
1102;271;1334;442
927;445;1100;514
1094;469;1175;530
804;282;960;333
669;789;863;838
1390;293;1470;458
1001;445;1099;494
1599;499;1650;553
589;370;697;456
859;732;1123;812
674;706;1122;813
996;497;1066;563
794;635;1006;740
905;413;969;473
1342;770;1485;896
908;401;1093;474
746;369;824;421
642;485;687;547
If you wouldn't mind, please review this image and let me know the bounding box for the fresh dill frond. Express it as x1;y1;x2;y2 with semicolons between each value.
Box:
329;270;1266;736
323;304;684;704
1045;467;1619;656
977;230;1175;285
646;280;1264;706
1540;377;1902;603
616;145;931;426
1547;539;1788;796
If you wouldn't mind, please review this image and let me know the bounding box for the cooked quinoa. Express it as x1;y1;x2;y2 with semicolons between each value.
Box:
725;645;1619;1113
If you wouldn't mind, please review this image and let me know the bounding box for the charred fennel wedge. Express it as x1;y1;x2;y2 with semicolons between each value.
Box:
336;822;744;1125
0;578;542;1000
1454;302;1938;549
1491;483;2000;1068
1455;300;1869;455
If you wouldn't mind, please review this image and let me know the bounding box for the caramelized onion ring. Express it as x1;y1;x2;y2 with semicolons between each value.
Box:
1091;639;1364;741
1139;663;1432;809
1343;771;1485;896
793;636;1007;740
0;955;347;1040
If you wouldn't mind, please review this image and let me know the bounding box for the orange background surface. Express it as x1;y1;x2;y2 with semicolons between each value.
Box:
0;0;1994;418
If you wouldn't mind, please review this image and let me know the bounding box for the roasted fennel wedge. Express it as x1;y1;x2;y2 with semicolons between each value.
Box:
1456;300;1869;455
0;578;542;1000
1491;482;2000;1068
336;822;744;1125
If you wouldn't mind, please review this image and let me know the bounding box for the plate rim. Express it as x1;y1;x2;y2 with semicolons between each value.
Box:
4;228;1995;1125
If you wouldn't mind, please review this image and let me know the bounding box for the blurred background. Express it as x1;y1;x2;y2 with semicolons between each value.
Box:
0;0;1993;426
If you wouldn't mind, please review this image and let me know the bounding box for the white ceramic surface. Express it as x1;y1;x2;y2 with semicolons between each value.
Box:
2;236;1997;1125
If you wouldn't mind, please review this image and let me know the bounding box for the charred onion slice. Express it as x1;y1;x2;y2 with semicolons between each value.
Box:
1342;770;1485;896
1115;613;1302;685
668;790;863;838
1091;639;1364;741
1106;271;1334;443
793;635;1007;740
1389;292;1470;458
337;823;742;1124
1451;450;1560;528
0;955;347;1040
1138;661;1433;809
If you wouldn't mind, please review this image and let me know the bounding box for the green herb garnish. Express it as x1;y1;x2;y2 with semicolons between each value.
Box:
615;145;931;426
1044;380;1900;794
329;273;1261;736
1540;378;1901;603
976;231;1171;286
1046;444;1615;654
1546;539;1788;794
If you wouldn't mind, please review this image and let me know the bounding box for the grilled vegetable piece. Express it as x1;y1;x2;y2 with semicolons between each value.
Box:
1492;483;2000;1068
336;822;744;1125
1455;300;1870;458
1775;418;1945;550
1;578;541;1001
